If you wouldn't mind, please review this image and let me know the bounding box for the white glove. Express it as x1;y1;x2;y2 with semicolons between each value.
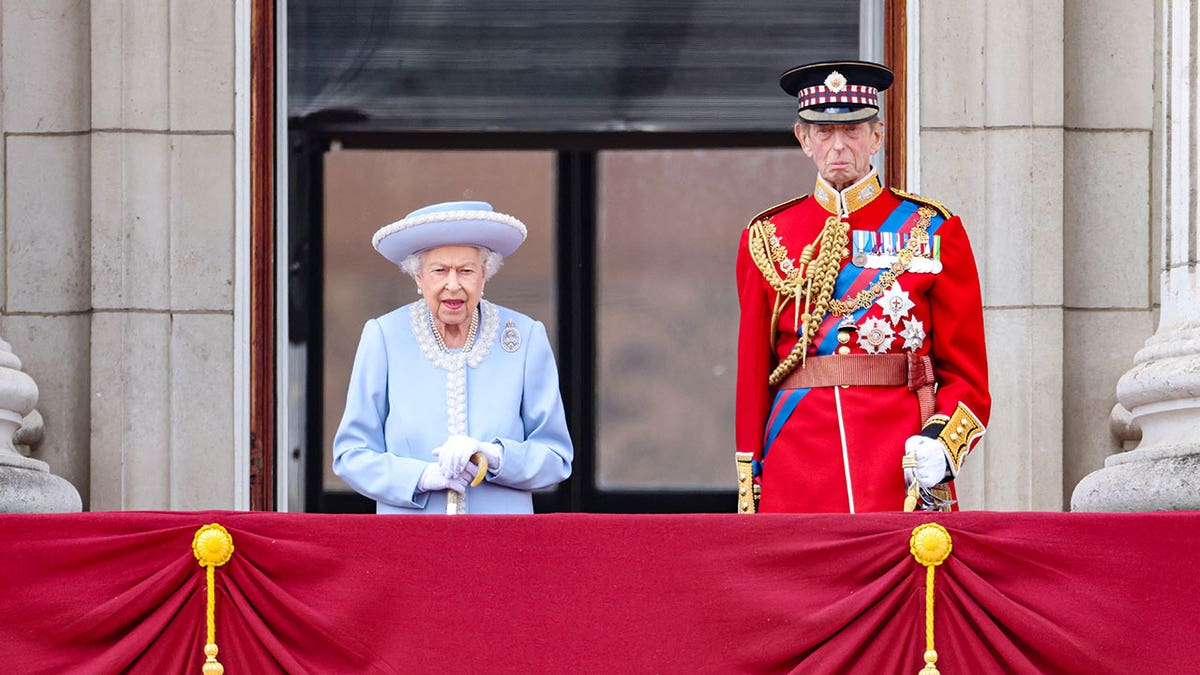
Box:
904;435;950;489
434;434;502;478
416;462;469;495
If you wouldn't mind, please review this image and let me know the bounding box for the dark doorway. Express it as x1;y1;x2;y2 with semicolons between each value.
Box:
286;1;870;513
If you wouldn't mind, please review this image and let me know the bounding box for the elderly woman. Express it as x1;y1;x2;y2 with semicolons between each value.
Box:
333;201;573;514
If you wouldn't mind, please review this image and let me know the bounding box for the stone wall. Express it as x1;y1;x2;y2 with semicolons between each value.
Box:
0;0;238;510
917;0;1157;509
1061;0;1158;503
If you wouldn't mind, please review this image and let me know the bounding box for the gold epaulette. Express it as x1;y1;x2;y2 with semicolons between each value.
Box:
745;195;808;228
890;188;954;219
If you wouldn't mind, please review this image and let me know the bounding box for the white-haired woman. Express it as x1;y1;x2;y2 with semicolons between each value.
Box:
333;201;573;514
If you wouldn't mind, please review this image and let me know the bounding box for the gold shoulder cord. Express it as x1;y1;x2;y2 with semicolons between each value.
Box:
749;215;850;385
750;207;935;386
891;188;953;219
748;218;812;350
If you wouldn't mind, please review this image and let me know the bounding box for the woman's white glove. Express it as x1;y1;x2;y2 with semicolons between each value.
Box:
433;434;502;479
416;462;469;494
903;435;950;489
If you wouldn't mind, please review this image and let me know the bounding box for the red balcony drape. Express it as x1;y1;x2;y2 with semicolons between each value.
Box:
3;511;1197;673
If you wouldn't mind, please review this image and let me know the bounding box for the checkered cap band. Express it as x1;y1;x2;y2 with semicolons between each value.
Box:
797;84;879;110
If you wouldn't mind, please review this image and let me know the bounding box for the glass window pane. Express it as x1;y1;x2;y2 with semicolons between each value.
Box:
289;1;859;132
596;148;818;490
321;149;557;491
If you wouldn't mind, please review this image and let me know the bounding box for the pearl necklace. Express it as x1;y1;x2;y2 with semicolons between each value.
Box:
428;304;479;353
409;300;501;515
411;300;500;372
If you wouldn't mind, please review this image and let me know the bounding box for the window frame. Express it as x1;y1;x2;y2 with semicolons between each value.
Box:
253;2;910;512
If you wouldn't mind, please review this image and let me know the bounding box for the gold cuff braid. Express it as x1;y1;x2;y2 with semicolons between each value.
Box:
735;452;759;513
937;402;985;475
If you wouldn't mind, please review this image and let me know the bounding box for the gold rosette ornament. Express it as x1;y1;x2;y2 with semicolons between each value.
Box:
192;523;235;675
910;523;953;675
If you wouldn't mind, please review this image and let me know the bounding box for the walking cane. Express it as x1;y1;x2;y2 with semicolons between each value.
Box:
446;452;489;515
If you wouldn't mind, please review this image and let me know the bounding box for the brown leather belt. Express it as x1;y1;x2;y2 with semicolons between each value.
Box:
778;353;937;423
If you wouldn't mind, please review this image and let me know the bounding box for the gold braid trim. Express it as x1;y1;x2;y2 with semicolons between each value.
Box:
747;218;803;294
891;188;954;219
751;206;935;387
748;218;816;357
765;216;849;386
937;402;985;476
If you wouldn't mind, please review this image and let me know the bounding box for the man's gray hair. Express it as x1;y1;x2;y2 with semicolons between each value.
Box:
398;246;503;280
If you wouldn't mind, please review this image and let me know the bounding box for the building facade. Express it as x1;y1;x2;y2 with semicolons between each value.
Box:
0;0;1170;512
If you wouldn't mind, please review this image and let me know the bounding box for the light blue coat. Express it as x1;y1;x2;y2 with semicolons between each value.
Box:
332;300;573;514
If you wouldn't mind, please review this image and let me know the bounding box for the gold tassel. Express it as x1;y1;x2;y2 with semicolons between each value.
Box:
909;523;953;675
769;292;786;354
193;523;235;675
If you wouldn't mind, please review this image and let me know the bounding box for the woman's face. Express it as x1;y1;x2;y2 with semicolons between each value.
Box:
415;245;486;330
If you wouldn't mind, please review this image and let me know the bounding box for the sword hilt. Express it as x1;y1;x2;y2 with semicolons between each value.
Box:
902;454;919;512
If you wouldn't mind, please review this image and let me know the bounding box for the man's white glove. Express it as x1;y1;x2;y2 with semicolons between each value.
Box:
416;462;469;494
433;434;502;479
904;435;950;489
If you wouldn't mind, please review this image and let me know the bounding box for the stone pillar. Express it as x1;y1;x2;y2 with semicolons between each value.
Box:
919;0;1066;509
1072;0;1200;511
0;338;81;512
86;0;238;511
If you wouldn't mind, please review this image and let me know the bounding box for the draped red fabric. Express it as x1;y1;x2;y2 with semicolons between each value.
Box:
2;511;1197;674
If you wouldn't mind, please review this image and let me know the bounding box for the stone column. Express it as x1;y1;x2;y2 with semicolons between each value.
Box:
86;0;238;511
1072;0;1200;511
0;338;81;512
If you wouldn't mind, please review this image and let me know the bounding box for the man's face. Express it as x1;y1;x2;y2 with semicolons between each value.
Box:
794;120;884;190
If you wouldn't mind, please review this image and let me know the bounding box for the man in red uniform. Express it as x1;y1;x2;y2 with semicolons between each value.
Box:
734;61;990;513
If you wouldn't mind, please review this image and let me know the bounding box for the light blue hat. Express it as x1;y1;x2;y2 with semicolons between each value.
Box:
372;201;528;266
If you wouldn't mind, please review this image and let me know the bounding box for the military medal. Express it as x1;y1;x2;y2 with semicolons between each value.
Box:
857;317;894;355
851;230;944;272
851;230;873;267
900;318;926;351
878;281;915;325
836;316;858;344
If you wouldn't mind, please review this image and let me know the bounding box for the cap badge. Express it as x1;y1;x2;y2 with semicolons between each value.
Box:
501;319;521;352
824;70;848;93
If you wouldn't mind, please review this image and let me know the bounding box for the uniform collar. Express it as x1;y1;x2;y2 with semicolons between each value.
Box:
814;169;883;216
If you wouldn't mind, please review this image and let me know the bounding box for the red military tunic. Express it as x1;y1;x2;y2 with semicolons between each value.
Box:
735;170;990;513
